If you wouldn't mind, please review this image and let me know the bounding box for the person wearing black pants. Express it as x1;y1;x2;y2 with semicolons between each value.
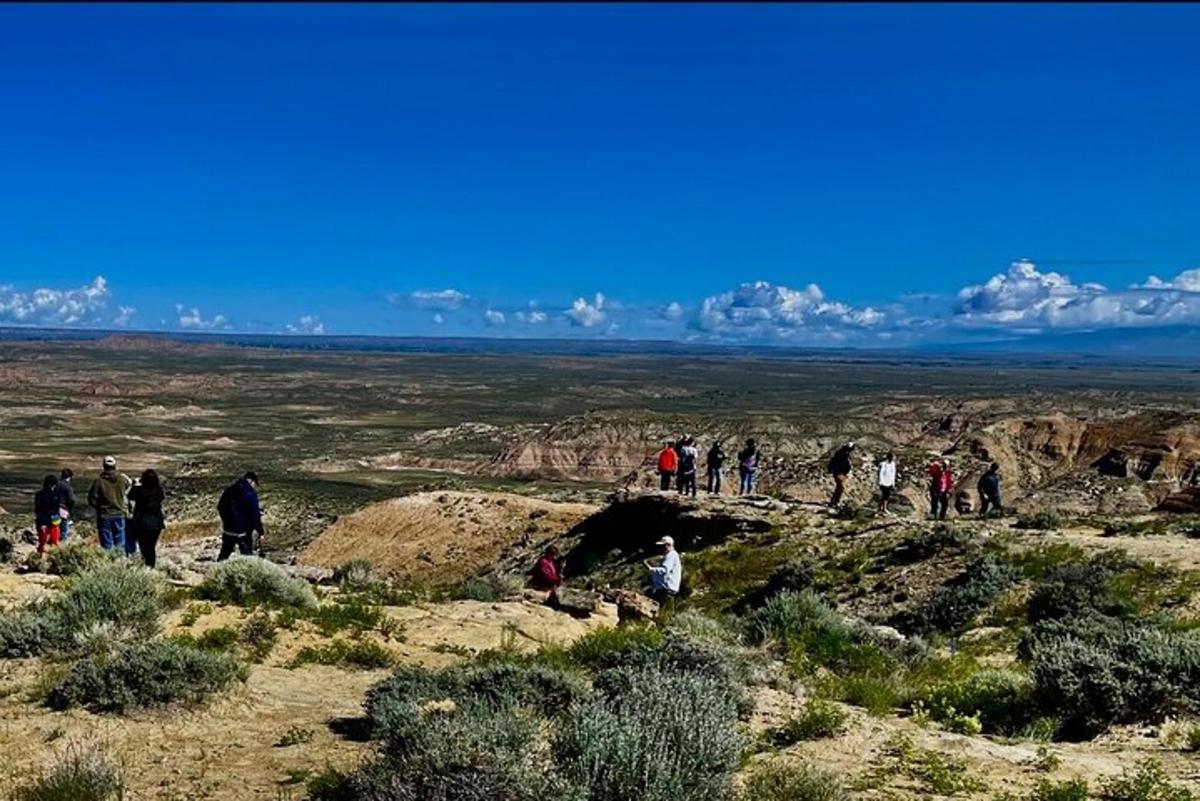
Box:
217;471;265;560
128;469;166;568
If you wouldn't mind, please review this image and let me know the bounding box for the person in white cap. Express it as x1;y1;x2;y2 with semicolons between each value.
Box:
88;455;132;552
644;535;682;606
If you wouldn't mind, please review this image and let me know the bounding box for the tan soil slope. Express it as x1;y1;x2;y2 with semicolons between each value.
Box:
298;491;597;582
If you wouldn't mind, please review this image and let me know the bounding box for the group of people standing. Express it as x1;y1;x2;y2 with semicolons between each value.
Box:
33;457;166;566
826;443;1004;519
32;458;267;567
655;437;762;496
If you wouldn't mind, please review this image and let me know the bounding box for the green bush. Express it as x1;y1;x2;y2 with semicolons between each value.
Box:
197;557;317;608
760;556;819;598
746;590;847;648
41;542;113;576
1031;778;1090;801
1025;620;1200;738
240;610;278;662
567;623;664;671
1027;555;1136;623
1015;511;1063;531
48;639;240;713
771;698;847;744
454;573;524;602
1097;759;1194;801
13;741;124;801
922;668;1034;736
908;555;1020;635
0;607;55;657
554;665;745;801
741;762;849;801
889;524;973;565
291;638;396;669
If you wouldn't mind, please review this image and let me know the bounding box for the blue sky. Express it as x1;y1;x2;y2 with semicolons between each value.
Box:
1;3;1198;345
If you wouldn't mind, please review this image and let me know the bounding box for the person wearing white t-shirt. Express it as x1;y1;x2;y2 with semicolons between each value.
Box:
645;535;682;611
877;451;898;515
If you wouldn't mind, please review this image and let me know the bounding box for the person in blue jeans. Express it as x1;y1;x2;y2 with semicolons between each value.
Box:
88;456;132;552
737;439;759;495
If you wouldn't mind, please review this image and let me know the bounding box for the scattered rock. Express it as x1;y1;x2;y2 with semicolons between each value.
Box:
549;587;604;617
602;588;660;622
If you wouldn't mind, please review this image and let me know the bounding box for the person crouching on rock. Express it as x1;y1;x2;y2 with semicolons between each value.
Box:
656;442;678;491
978;462;1002;518
34;475;62;554
530;544;564;592
644;535;682;609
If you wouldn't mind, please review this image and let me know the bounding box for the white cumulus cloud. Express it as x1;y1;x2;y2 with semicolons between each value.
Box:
483;308;506;326
286;314;326;335
514;301;547;325
695;281;884;341
408;288;470;311
112;306;137;328
432;313;445;325
175;304;230;331
565;293;609;328
0;276;112;326
954;260;1200;330
660;301;684;321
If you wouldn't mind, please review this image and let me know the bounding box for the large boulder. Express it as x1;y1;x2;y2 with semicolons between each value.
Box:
602;588;660;622
549;587;604;618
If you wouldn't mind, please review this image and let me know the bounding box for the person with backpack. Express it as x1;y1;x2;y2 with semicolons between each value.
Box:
129;469;166;568
88;456;132;552
655;442;678;491
738;439;760;495
217;471;265;560
877;451;898;515
34;475;62;555
978;462;1003;518
677;437;698;497
828;442;855;508
57;468;76;542
706;440;727;494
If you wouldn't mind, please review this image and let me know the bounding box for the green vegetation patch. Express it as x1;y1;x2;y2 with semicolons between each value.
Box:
197;557;318;608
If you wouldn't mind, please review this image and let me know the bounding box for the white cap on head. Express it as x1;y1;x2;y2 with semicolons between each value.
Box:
656;536;674;547
103;456;117;468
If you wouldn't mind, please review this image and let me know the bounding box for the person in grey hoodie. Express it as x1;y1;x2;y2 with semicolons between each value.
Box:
88;456;132;552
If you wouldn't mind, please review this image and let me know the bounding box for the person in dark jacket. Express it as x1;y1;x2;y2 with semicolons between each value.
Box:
217;471;264;560
34;475;62;554
129;469;166;568
828;442;855;508
738;439;760;495
530;544;563;591
978;462;1002;518
57;468;76;542
706;441;727;495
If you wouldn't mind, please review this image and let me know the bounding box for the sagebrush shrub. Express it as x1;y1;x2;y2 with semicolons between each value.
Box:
291;638;396;669
0;564;163;658
48;639;240;713
740;762;849;801
1026;620;1200;738
1015;511;1063;531
198;557;317;608
13;741;124;801
746;590;847;648
908;555;1020;635
1032;778;1090;801
567;623;664;671
334;558;376;591
354;703;577;801
554;665;744;801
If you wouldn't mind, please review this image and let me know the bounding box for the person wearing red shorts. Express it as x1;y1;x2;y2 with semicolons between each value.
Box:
34;474;62;554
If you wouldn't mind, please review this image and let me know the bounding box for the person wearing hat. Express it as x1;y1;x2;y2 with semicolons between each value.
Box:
644;535;682;606
828;442;856;509
88;456;132;552
216;471;265;560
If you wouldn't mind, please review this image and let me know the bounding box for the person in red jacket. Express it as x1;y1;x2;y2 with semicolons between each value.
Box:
530;544;563;591
656;442;678;491
934;458;954;520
